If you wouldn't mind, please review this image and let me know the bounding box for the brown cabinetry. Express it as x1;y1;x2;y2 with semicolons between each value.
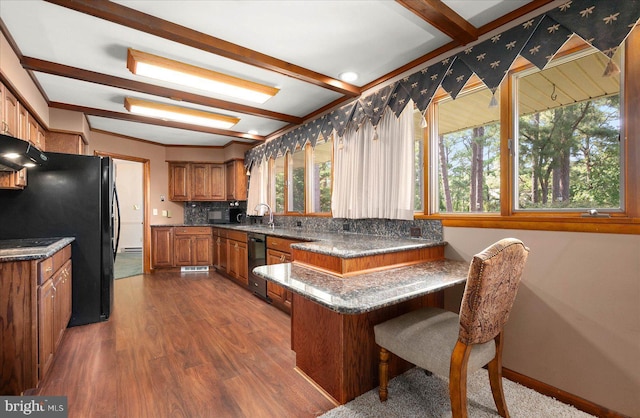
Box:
266;236;300;314
1;81;18;136
45;132;86;155
151;226;213;269
151;227;174;268
168;162;190;201
1;243;72;395
174;226;213;267
226;230;248;286
38;257;72;381
225;159;247;201
168;162;228;202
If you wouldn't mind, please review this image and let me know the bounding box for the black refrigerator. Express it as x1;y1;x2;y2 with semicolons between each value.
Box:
0;152;119;326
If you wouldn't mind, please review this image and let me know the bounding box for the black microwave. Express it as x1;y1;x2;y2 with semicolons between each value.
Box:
208;208;243;224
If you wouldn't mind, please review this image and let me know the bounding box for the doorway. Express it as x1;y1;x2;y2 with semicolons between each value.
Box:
95;151;151;275
114;159;143;279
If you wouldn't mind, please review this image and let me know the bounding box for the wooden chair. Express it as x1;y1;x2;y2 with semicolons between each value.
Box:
374;238;530;417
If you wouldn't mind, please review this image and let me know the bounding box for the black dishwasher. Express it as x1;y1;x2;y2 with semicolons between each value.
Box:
247;233;268;300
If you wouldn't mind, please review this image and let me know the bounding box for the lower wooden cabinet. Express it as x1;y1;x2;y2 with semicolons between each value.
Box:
151;227;174;268
0;168;27;189
38;258;72;381
228;238;248;286
1;244;72;395
151;226;213;269
266;236;300;314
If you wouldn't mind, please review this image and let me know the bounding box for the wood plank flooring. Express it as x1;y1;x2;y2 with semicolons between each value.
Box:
35;271;337;417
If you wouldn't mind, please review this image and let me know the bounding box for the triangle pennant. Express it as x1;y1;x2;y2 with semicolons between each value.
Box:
461;15;543;92
440;55;473;99
521;15;573;69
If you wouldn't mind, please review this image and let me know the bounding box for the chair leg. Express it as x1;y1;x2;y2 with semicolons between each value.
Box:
449;340;472;418
379;347;389;402
488;333;510;418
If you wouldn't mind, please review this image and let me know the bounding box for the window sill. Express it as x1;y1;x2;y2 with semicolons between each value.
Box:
415;213;640;235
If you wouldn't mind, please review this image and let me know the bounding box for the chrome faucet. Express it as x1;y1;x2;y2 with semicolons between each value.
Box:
254;203;274;229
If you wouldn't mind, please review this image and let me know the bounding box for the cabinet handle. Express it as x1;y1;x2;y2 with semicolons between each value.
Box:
280;255;286;262
45;266;52;272
1;121;7;134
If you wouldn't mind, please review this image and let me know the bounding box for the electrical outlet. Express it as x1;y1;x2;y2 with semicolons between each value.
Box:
296;221;302;227
343;223;350;231
410;227;421;237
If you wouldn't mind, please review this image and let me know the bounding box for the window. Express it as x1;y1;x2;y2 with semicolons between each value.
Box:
514;49;622;211
432;83;501;213
310;138;332;213
288;146;306;213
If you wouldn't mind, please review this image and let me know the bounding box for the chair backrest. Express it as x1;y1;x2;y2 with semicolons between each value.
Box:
458;238;529;345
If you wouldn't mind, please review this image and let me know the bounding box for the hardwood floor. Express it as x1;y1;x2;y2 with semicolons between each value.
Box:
35;271;337;417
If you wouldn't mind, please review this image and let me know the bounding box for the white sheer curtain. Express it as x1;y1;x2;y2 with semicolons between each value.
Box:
246;158;268;216
332;105;415;220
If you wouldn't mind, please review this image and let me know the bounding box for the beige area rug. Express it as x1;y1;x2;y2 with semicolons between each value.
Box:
319;367;595;417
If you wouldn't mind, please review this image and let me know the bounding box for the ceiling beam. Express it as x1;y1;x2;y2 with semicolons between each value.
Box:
21;57;302;125
49;102;266;141
396;0;478;45
43;0;361;98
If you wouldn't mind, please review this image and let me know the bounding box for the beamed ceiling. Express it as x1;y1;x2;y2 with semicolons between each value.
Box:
0;0;557;147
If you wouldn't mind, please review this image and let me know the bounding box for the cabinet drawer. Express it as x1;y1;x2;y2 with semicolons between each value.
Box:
226;230;247;242
267;237;301;254
174;226;211;235
52;244;71;272
38;257;54;285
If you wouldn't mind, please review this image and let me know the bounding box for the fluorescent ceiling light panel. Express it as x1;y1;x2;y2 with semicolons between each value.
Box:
124;97;240;129
127;48;279;103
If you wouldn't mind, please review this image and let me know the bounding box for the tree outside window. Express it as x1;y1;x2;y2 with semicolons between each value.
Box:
515;50;621;211
434;84;501;213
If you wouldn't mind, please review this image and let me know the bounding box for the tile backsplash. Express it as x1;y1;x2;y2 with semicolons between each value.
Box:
186;202;442;241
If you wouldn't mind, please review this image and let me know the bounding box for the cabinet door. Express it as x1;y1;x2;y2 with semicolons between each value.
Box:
266;249;292;313
169;163;190;201
210;164;225;200
151;227;174;268
219;237;228;271
237;241;248;285
1;83;18;136
193;235;213;265
38;279;55;381
173;235;193;266
0;168;27;190
225;160;247;201
191;163;211;200
228;240;239;278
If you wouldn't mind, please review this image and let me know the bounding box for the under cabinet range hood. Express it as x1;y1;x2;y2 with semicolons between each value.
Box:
0;133;48;171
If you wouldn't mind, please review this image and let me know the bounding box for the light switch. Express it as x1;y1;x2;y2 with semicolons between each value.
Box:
153;208;158;215
161;210;168;217
134;204;140;210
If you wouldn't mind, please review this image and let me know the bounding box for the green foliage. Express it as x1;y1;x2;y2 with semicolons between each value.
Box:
518;95;620;209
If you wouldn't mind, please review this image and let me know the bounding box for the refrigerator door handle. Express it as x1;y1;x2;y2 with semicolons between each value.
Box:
113;186;121;261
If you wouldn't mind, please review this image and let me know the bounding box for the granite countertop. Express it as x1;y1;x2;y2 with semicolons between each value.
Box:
209;224;445;259
252;260;469;314
0;237;75;262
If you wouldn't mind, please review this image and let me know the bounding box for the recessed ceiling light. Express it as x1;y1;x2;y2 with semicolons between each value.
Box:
248;130;258;135
3;153;20;159
339;71;359;83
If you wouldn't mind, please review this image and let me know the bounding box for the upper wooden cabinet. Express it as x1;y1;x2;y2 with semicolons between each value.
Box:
168;161;242;202
46;132;86;155
169;162;190;201
1;82;18;137
225;159;247;201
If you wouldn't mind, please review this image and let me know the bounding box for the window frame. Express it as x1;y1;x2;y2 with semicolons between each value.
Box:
417;30;640;234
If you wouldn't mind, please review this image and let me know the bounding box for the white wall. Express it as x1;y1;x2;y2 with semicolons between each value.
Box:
114;160;143;251
443;227;640;417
